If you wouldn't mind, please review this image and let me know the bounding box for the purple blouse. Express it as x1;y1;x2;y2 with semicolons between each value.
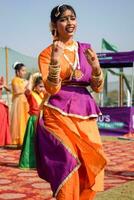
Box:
45;42;101;118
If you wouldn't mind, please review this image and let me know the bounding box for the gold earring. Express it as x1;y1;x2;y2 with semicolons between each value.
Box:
49;23;58;41
52;29;57;36
52;29;58;41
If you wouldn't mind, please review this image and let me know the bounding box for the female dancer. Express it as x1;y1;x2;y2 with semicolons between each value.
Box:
0;76;11;146
10;62;29;146
19;74;45;169
36;4;107;200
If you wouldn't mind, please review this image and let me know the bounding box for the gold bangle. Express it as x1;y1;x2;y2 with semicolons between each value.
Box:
91;78;104;89
92;68;102;76
47;77;61;86
49;63;60;68
92;69;102;78
49;68;61;74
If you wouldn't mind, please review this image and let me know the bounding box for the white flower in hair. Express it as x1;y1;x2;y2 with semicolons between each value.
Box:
32;72;41;78
26;72;42;90
12;61;22;69
31;72;42;88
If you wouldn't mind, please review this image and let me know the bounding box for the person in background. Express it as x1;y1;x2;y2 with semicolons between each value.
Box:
0;76;11;147
0;76;11;95
36;4;107;200
19;73;46;169
10;62;29;146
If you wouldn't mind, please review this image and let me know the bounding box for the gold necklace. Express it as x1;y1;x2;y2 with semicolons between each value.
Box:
63;42;83;80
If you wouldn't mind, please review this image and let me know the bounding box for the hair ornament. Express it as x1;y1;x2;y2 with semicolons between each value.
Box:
32;72;41;84
12;61;22;69
55;4;64;17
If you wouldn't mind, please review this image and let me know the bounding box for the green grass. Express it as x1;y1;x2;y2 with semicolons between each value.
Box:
98;136;134;199
101;135;134;142
101;136;119;142
96;181;134;200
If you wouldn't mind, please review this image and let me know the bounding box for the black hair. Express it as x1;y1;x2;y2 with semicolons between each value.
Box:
14;63;25;74
50;4;76;23
33;76;43;89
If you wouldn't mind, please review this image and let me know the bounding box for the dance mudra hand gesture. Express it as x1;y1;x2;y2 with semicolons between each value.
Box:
48;40;65;84
51;40;65;65
84;47;101;75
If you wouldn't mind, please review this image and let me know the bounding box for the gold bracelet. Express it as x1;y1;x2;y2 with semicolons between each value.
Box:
92;76;103;82
49;68;61;74
92;69;102;77
92;79;104;89
49;63;60;68
92;69;102;79
47;77;61;86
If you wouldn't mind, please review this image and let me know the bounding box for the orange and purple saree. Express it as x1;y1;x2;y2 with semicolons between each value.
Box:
36;41;107;200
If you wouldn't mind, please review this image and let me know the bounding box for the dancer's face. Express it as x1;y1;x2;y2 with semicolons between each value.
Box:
17;66;27;78
34;81;45;93
56;9;77;41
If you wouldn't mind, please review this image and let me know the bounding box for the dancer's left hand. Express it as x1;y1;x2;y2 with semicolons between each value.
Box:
84;47;101;74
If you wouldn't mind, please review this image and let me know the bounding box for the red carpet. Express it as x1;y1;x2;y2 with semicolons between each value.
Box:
0;140;134;199
104;141;134;190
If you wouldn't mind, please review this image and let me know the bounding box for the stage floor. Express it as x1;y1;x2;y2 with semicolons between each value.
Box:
0;137;134;199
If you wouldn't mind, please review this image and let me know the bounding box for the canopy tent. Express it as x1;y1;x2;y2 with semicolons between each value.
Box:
97;51;134;68
97;51;134;136
97;50;134;107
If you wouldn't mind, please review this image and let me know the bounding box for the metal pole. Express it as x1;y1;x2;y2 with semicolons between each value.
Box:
100;43;104;107
5;47;9;105
119;68;123;107
5;47;8;85
130;62;134;106
127;89;131;107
